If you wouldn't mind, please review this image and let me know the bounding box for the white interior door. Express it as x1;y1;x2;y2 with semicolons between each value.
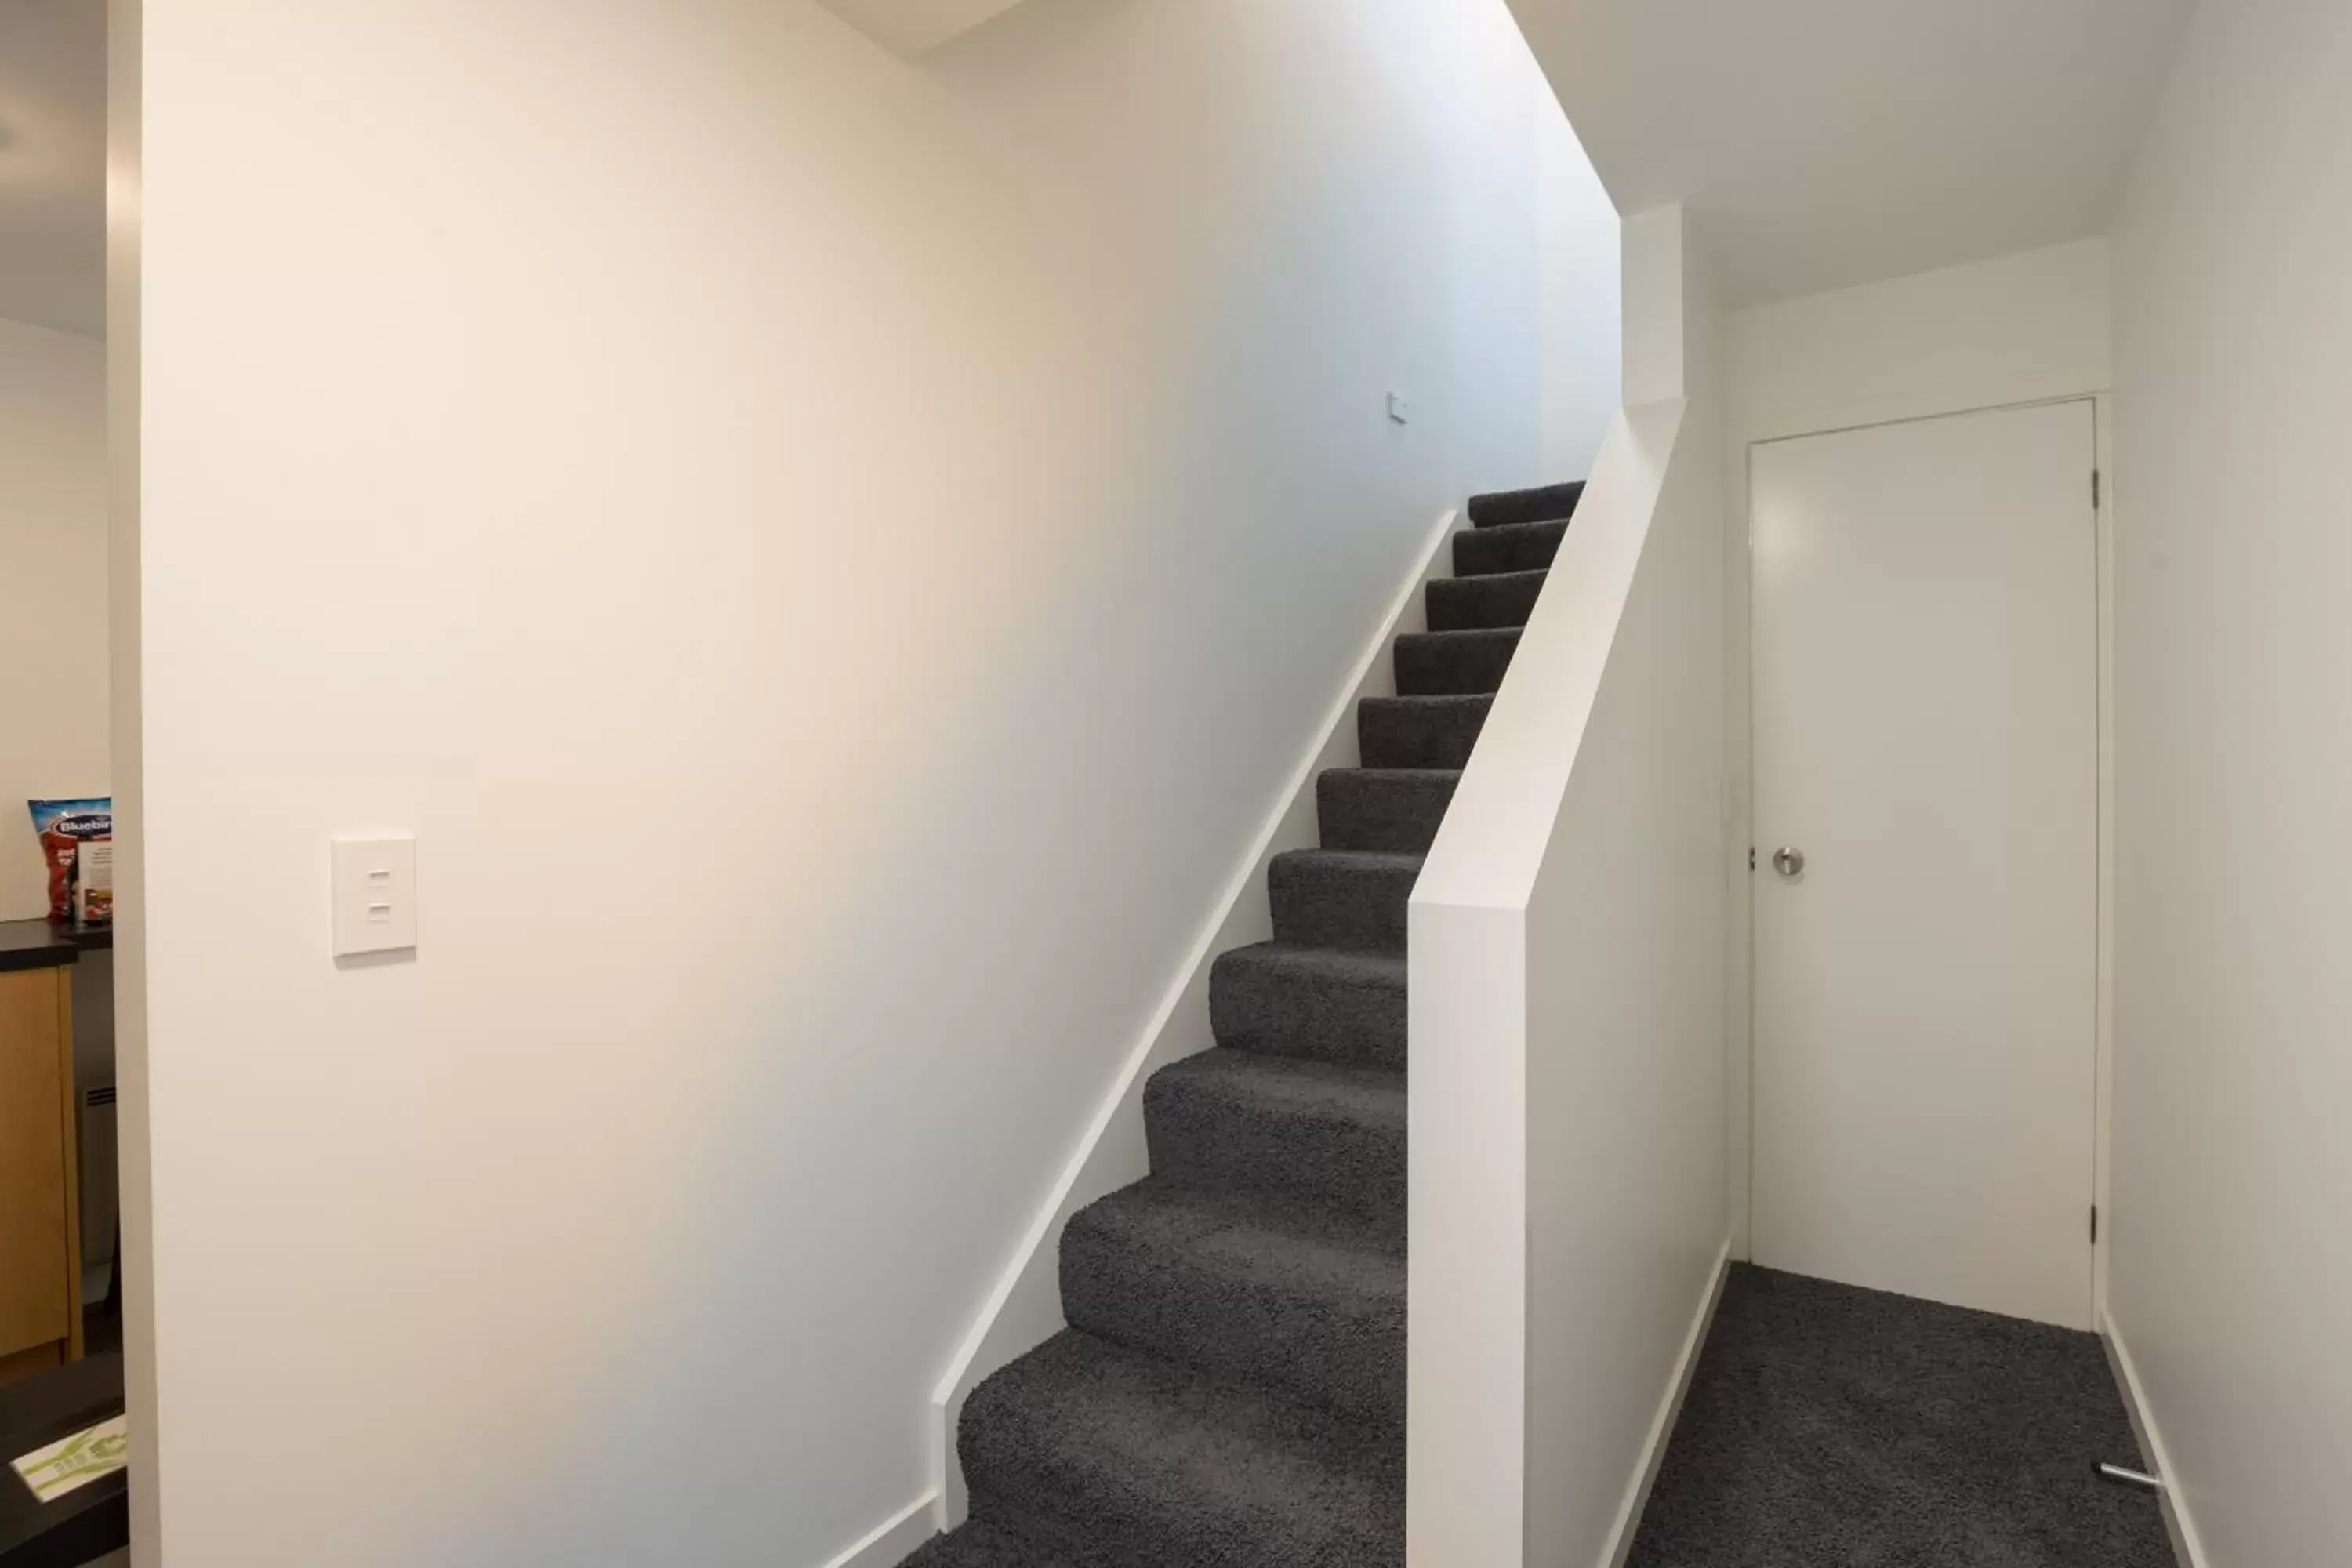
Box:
1751;400;2097;1329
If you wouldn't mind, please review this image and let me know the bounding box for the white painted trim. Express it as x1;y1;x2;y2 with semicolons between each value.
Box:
1599;1240;1731;1568
2090;392;2117;1327
1724;436;1755;1264
2101;1311;2210;1568
1737;368;2112;450
821;1493;941;1568
926;507;1465;1530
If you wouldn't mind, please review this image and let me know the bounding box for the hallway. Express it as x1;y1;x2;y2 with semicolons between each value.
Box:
1628;1268;2173;1567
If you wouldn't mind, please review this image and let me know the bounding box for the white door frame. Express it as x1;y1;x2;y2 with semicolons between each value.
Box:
1733;391;2117;1324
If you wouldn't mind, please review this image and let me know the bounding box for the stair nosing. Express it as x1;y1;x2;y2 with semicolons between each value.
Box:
1153;1046;1406;1102
1396;625;1523;644
1269;848;1426;869
1462;516;1567;538
1359;691;1494;706
1225;935;1410;959
1432;564;1548;585
1070;1175;1407;1269
1323;766;1465;782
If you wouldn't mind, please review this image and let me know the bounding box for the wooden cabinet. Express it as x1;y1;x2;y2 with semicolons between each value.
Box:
0;964;82;1388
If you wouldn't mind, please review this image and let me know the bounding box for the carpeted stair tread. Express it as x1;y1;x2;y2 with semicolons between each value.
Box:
1468;480;1584;528
1426;567;1546;632
960;1330;1404;1568
1317;768;1459;853
1393;626;1521;696
1145;1049;1405;1219
1210;942;1407;1070
1454;517;1567;578
1061;1176;1404;1424
1268;851;1421;954
898;1523;1081;1568
898;477;1594;1568
1357;695;1491;770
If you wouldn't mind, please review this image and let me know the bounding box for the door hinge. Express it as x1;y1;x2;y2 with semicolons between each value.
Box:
2090;1204;2100;1245
2092;469;2102;509
1748;846;1757;873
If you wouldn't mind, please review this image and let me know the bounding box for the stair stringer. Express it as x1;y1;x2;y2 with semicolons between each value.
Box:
924;506;1464;1532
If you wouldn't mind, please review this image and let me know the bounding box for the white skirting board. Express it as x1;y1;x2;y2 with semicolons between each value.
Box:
923;506;1466;1530
822;1493;941;1568
1602;1240;1732;1568
2100;1311;2210;1568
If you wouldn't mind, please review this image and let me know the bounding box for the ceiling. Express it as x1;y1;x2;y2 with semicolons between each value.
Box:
817;0;1030;56
1508;0;2197;309
0;0;104;338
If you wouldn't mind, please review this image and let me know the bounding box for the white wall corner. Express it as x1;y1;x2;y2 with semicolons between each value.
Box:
1622;205;1693;407
815;0;1029;56
927;509;1466;1531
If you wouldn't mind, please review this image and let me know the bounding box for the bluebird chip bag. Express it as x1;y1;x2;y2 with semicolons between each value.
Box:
27;798;111;925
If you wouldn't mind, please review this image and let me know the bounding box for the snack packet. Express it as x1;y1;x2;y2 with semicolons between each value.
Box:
27;799;112;925
74;840;114;927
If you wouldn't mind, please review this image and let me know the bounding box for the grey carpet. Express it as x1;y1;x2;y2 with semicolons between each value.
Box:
1061;1177;1404;1423
1427;568;1548;632
1313;768;1460;853
1468;478;1584;528
1143;1050;1406;1221
898;481;1577;1568
1454;515;1569;575
1394;626;1523;695
1208;943;1406;1069
1356;694;1492;768
1267;851;1421;953
1628;1266;2176;1568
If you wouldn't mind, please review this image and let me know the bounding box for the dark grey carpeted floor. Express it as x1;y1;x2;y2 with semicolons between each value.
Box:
1628;1266;2176;1568
898;481;1584;1568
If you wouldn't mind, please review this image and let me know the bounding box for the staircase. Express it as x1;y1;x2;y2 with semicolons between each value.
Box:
901;481;1585;1568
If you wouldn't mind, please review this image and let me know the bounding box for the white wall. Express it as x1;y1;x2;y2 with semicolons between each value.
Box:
1537;115;1622;481
2108;4;2352;1564
1410;205;1724;1568
113;2;1617;1565
1726;238;2111;440
1528;208;1726;1568
1719;239;2113;1255
0;314;108;923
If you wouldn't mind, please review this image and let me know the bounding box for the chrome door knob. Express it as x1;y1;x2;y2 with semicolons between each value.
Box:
1772;847;1806;879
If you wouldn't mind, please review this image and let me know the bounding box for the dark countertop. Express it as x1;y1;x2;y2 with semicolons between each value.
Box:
0;1353;126;1568
0;922;111;976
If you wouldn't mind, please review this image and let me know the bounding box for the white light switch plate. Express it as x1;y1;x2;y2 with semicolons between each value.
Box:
332;837;418;957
